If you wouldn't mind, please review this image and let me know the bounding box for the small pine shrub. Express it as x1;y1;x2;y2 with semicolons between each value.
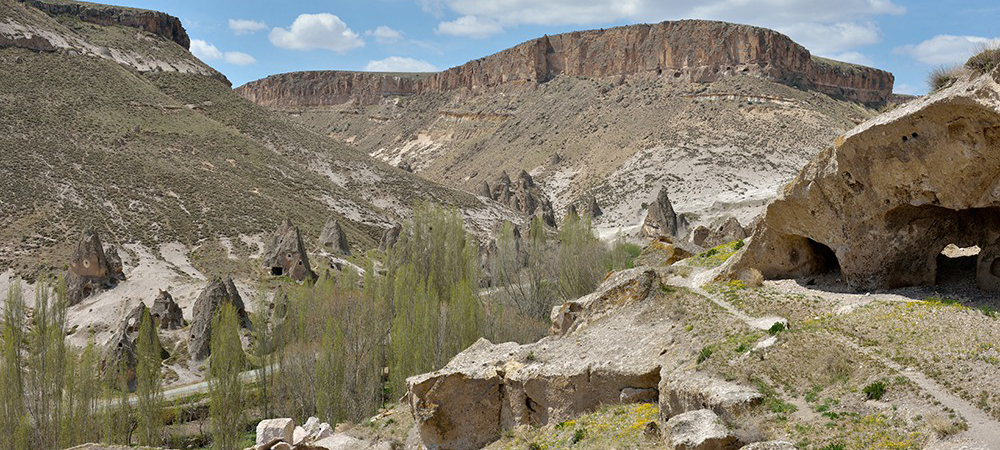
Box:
571;428;586;444
863;380;887;400
966;47;1000;74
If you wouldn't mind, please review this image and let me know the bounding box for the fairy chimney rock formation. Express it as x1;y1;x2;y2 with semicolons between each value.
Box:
487;170;556;227
66;229;124;305
151;290;184;330
236;20;894;108
188;277;251;360
102;302;167;391
379;223;403;251
642;188;679;239
263;219;316;281
727;66;1000;292
318;218;351;256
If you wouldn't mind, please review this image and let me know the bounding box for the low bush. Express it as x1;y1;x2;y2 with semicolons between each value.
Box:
863;380;886;401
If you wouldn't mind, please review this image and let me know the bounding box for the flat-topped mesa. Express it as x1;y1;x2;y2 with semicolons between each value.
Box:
19;0;190;48
236;20;894;107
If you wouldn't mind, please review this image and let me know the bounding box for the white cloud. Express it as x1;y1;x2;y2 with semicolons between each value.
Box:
228;19;268;35
365;57;438;72
824;51;874;66
778;22;880;55
269;13;364;52
190;39;257;65
896;35;1000;65
436;15;504;38
224;51;257;66
190;39;222;60
367;26;404;44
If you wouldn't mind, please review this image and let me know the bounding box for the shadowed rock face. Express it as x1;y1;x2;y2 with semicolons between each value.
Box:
237;20;893;107
151;289;183;330
66;229;123;305
101;302;167;391
318;218;351;256
729;67;1000;291
263;219;316;281
484;171;556;227
188;277;251;360
643;187;680;239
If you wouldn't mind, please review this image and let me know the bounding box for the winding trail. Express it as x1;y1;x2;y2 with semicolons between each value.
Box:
673;267;1000;450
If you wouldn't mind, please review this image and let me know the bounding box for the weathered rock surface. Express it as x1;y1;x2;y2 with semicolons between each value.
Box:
237;20;892;107
256;418;295;446
740;442;797;450
150;289;183;330
188;277;251;360
21;0;191;48
695;216;749;248
66;230;123;306
660;371;763;422
643;187;681;239
728;66;1000;291
665;409;741;450
379;223;402;252
101;302;166;391
408;268;673;450
484;170;556;226
318;218;351;256
263;219;316;281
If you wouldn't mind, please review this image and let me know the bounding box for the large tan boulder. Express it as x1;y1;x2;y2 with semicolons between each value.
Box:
660;371;763;422
728;66;1000;291
256;418;295;446
665;409;741;450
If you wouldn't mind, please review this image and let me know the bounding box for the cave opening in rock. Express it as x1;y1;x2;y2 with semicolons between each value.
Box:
935;244;981;285
271;267;283;276
806;239;840;274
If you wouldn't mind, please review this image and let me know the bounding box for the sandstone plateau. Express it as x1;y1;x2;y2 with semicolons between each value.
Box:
727;65;1000;291
237;20;893;108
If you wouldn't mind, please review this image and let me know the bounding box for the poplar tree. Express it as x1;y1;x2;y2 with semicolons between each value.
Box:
209;304;245;450
135;309;163;446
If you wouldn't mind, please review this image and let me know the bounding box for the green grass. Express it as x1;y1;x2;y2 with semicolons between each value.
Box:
488;403;660;450
690;240;745;268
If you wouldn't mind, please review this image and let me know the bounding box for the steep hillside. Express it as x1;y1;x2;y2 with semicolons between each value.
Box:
237;21;891;240
0;0;513;278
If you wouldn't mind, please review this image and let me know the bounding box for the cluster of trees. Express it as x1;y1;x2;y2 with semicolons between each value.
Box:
0;202;633;450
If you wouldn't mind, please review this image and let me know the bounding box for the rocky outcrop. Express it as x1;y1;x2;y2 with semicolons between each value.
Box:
188;277;251;360
379;223;402;251
318;218;350;256
643;187;681;239
659;372;763;423
101;302;167;391
150;289;183;330
408;268;671;450
263;219;316;281
237;20;893;107
484;170;556;227
20;0;191;49
694;217;749;248
66;230;123;306
664;409;741;450
727;66;1000;291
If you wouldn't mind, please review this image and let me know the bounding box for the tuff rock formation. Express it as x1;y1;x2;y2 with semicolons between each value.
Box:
237;20;893;107
484;170;556;227
664;409;740;450
659;372;763;423
727;66;1000;291
263;219;316;281
66;230;123;306
188;277;251;360
694;217;749;248
101;302;167;391
585;196;603;218
318;218;351;256
150;289;183;330
20;0;191;48
643;187;681;239
379;223;402;251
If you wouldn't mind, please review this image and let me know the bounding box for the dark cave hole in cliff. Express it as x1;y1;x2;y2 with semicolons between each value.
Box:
807;239;840;274
935;244;980;285
271;267;283;276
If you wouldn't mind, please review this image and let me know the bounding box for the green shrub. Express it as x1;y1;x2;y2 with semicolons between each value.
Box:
821;444;845;450
863;380;887;400
927;66;963;92
768;322;786;335
697;346;713;363
966;47;1000;74
571;428;586;444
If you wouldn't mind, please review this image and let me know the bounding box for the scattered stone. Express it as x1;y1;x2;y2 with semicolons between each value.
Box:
310;434;365;450
397;160;413;172
188;277;251;360
549;153;562;165
660;372;763;422
698;216;749;248
256;418;295;446
318;218;351;256
642;187;679;239
66;229;123;306
150;289;183;330
740;441;797;450
665;409;741;450
379;223;402;251
262;219;316;281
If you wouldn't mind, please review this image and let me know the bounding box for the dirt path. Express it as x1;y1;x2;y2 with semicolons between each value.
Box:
675;267;1000;450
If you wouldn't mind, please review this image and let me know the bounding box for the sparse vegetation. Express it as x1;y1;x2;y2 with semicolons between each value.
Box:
690;240;745;268
966;46;1000;75
927;66;964;92
863;380;887;401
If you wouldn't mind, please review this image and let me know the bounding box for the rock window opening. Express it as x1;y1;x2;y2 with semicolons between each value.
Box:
935;244;980;285
271;267;284;276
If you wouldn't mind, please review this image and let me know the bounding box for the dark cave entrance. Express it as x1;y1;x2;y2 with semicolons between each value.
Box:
806;238;840;275
935;244;980;285
271;267;284;276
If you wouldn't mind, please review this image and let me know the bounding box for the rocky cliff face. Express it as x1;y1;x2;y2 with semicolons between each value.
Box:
19;0;190;48
237;20;893;107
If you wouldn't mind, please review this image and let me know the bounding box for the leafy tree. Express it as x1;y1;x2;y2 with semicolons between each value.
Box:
209;304;245;450
0;284;27;450
135;309;163;446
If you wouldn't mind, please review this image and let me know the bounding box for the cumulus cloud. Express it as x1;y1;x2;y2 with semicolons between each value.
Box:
436;15;504;38
190;39;257;65
824;51;874;66
367;26;404;44
365;57;438;72
896;35;1000;65
270;13;364;52
429;0;903;52
228;19;268;35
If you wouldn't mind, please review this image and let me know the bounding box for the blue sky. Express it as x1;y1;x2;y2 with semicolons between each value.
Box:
114;0;999;95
